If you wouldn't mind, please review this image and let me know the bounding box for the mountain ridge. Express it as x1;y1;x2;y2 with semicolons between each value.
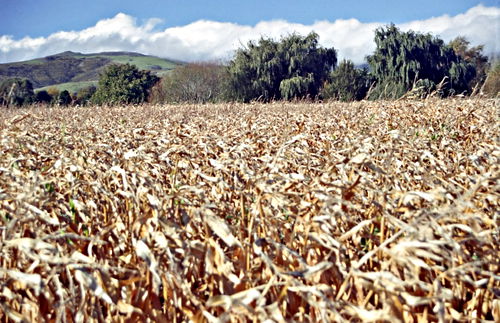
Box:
0;51;182;91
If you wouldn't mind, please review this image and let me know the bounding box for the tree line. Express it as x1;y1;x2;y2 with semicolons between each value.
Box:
1;24;498;107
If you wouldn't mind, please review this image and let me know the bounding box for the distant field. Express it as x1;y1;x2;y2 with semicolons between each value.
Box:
37;80;98;93
93;54;179;71
0;100;498;322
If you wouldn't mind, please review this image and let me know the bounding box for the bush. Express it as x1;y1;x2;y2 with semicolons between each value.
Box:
92;64;159;105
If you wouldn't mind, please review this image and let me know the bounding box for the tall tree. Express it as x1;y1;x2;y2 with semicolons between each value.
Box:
367;25;476;99
228;32;336;102
92;64;159;105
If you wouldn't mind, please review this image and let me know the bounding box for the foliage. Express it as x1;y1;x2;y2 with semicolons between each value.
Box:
449;36;489;92
91;64;159;105
227;32;337;102
57;90;72;106
74;85;97;106
279;75;315;100
0;78;35;106
35;90;53;104
46;87;60;99
367;25;476;99
481;61;500;97
321;60;372;101
150;63;229;104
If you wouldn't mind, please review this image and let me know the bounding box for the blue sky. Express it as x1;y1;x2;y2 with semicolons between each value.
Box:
1;1;499;64
2;0;498;38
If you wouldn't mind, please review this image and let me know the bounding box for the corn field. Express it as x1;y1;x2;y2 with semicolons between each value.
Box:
0;99;498;322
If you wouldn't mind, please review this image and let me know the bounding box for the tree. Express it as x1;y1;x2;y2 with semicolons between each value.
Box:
482;61;500;97
74;85;97;106
150;62;229;104
321;60;372;101
449;36;489;93
0;78;35;107
91;64;159;105
57;90;72;106
35;90;53;104
227;32;337;102
367;25;476;99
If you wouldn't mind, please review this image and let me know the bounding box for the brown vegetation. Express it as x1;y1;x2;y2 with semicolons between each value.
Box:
0;99;498;322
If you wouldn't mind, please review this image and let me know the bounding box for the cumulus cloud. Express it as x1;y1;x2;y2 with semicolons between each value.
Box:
0;5;498;64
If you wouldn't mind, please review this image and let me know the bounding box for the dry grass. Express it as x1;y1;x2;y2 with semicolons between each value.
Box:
0;99;498;322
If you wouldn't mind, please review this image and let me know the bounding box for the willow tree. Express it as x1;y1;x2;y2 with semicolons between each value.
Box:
228;32;337;102
321;59;372;101
367;25;476;99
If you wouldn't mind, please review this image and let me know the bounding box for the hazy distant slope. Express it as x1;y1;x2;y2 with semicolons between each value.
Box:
0;51;181;90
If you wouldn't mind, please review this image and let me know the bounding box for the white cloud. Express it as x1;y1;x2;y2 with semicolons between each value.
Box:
0;5;498;64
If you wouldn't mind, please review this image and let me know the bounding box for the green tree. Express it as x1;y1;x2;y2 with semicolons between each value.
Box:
92;64;159;105
151;62;229;104
0;78;35;107
227;32;337;102
321;60;372;101
367;25;476;99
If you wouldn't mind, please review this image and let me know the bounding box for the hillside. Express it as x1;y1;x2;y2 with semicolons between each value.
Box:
0;51;181;91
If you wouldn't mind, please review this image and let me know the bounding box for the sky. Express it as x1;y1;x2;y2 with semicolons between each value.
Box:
1;1;499;64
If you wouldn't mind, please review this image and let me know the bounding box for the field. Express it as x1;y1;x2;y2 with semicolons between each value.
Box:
0;99;498;322
37;81;99;94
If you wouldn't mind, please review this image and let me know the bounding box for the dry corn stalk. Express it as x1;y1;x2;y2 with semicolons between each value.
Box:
0;98;498;322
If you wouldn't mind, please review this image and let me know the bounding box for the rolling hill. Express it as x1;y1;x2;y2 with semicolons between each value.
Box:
0;51;182;92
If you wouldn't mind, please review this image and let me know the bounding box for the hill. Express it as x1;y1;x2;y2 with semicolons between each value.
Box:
0;51;182;92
